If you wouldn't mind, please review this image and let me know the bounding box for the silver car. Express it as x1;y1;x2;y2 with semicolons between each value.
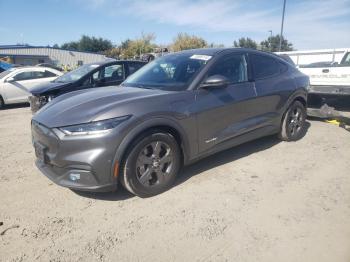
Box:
0;66;62;108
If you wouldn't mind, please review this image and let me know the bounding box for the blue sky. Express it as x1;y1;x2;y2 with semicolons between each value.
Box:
0;0;349;50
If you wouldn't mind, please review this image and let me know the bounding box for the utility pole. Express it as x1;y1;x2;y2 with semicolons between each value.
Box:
279;0;287;52
268;30;273;51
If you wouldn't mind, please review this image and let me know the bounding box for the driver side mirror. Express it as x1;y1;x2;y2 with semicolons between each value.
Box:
6;77;15;83
200;75;230;89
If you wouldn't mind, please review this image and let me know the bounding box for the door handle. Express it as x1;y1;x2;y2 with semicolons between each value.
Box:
322;69;329;73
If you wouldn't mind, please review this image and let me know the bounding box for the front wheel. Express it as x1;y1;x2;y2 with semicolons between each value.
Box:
279;101;307;141
120;132;181;197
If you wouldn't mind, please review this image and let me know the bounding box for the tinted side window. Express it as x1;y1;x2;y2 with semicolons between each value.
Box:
13;71;33;81
251;54;280;79
103;64;124;81
43;70;58;77
341;52;350;66
32;71;46;79
128;63;144;75
207;54;248;83
279;62;288;73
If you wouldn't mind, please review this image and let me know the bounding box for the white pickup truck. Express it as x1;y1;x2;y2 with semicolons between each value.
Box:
298;51;350;119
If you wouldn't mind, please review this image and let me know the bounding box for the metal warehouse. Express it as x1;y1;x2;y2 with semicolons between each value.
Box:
0;45;109;68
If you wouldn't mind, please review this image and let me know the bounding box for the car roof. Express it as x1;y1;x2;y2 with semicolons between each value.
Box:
171;48;284;59
8;66;57;71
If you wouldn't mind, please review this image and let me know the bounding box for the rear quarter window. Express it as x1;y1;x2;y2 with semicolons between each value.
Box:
251;54;282;80
43;70;58;77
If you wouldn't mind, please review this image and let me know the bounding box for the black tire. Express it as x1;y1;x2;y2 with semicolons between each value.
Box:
0;96;4;109
279;100;307;141
120;131;181;197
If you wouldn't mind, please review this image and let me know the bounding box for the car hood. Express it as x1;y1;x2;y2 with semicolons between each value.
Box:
30;81;72;95
32;86;167;128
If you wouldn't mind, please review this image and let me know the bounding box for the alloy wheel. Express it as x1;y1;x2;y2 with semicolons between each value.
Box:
287;106;304;137
135;141;174;187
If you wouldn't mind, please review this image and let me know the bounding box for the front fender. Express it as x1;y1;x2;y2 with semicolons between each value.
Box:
110;116;193;180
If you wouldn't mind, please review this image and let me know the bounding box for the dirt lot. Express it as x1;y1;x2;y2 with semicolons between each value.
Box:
0;106;350;262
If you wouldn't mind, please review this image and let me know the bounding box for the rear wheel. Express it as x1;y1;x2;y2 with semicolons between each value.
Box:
279;101;307;141
120;131;181;197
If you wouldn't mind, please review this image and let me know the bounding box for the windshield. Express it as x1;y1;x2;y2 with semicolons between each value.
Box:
54;64;99;83
122;53;211;91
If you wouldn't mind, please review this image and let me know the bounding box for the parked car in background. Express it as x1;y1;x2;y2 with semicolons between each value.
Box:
31;48;309;197
298;51;350;116
0;60;14;73
36;63;63;72
0;66;62;108
141;47;169;62
29;60;146;112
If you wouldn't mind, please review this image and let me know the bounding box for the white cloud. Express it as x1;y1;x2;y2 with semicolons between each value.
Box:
81;0;350;49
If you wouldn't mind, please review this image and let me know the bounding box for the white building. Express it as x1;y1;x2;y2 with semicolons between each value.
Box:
0;45;109;68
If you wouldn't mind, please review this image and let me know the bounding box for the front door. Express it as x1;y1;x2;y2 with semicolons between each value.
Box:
97;63;125;87
194;53;258;153
3;71;34;103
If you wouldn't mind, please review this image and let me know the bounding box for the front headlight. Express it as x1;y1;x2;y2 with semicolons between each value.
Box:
59;116;131;136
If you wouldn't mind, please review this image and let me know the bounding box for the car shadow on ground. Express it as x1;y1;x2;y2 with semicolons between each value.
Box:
1;103;29;110
73;186;134;201
74;122;311;201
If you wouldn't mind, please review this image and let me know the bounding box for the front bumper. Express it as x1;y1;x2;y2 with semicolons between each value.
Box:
31;120;121;192
35;160;117;192
308;85;350;96
307;85;350;115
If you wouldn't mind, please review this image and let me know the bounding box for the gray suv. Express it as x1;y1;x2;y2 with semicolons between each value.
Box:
32;48;309;197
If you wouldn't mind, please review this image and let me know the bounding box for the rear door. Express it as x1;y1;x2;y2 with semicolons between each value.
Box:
195;52;259;152
249;53;294;127
126;62;146;78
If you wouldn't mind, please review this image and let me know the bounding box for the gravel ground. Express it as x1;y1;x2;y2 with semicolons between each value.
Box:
0;106;350;262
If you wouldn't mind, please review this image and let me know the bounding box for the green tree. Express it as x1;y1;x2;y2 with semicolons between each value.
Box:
260;35;294;52
120;33;157;59
120;39;131;50
104;47;121;59
61;35;113;53
208;43;225;48
171;33;207;52
233;37;257;49
61;41;79;50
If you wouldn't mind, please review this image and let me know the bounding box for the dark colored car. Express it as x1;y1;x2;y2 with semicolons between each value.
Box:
31;48;309;197
278;54;296;67
29;60;146;112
